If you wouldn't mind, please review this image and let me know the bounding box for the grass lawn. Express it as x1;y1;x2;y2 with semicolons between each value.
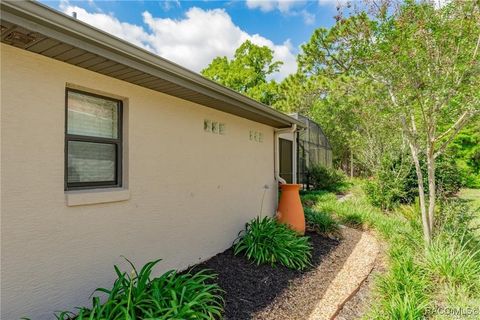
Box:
459;188;480;236
459;188;480;208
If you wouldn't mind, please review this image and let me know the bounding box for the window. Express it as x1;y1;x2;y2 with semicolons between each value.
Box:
65;89;122;190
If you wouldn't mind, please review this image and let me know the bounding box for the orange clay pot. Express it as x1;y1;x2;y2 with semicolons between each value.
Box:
276;184;305;235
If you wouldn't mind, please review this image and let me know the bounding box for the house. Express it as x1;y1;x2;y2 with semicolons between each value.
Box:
0;1;305;319
278;114;333;186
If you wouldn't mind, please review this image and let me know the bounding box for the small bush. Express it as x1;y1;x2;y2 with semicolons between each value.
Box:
404;154;463;200
363;156;410;210
364;154;463;210
307;164;347;192
304;207;340;235
54;259;223;320
234;216;312;270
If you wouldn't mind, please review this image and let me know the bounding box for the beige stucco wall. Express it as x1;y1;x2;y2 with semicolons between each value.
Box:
0;44;277;319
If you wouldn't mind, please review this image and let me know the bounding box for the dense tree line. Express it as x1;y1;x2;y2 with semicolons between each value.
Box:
202;0;480;243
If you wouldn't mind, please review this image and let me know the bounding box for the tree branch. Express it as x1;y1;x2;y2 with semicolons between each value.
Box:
434;110;477;158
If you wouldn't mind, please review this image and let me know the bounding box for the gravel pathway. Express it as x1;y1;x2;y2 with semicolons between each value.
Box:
307;231;379;320
334;262;385;320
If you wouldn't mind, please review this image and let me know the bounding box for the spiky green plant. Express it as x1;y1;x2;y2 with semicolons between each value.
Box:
54;258;223;320
233;216;312;270
423;238;480;295
304;207;340;235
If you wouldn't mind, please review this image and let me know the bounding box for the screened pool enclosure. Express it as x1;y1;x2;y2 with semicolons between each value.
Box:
279;114;332;188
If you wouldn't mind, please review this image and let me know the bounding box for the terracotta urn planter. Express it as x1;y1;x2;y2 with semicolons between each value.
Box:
276;184;305;235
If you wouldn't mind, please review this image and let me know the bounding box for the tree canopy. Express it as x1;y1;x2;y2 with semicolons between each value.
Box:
202;0;480;243
201;40;282;105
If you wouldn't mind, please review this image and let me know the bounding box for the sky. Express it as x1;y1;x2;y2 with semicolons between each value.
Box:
39;0;345;80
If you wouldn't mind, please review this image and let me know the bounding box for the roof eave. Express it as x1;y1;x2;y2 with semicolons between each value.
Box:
0;0;304;129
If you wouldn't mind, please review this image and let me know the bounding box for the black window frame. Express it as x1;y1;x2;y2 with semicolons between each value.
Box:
65;88;123;191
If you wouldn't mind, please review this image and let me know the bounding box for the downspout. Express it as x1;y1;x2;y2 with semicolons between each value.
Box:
274;123;297;189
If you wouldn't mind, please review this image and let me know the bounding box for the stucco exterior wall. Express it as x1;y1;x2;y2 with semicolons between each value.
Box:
0;44;277;319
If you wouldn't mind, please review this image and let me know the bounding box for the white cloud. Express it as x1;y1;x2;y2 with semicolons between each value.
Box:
245;1;314;25
246;0;305;13
160;0;181;12
318;0;348;6
62;6;153;50
60;5;297;80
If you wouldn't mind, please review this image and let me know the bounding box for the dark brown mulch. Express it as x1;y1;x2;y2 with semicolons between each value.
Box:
189;228;362;320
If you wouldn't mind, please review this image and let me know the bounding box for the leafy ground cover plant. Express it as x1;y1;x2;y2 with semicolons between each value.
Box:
233;216;312;270
54;258;223;320
304;207;340;235
300;190;329;207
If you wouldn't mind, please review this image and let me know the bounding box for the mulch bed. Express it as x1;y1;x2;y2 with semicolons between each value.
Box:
189;228;363;320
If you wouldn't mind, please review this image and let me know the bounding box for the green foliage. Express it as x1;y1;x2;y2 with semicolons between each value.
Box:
339;212;365;228
364;155;463;210
54;259;223;320
304;207;339;235
300;190;330;207
449;122;480;188
404;154;463;200
307;164;348;192
363;157;409;210
302;182;480;319
435;199;480;248
233;216;312;270
283;0;480;242
423;239;480;295
375;252;430;320
201;40;281;105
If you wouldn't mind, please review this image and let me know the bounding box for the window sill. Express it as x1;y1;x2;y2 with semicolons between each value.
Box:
66;188;130;206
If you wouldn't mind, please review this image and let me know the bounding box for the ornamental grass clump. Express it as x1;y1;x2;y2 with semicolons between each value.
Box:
233;216;312;270
304;207;340;235
54;258;223;320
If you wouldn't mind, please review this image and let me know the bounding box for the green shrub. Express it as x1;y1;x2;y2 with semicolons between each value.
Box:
54;259;223;320
404;154;462;201
364;178;406;211
363;156;410;210
304;207;340;235
364;154;463;210
234;216;312;270
307;164;347;192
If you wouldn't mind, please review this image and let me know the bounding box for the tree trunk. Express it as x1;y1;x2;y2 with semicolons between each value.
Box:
350;149;354;178
426;144;436;234
409;142;431;244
